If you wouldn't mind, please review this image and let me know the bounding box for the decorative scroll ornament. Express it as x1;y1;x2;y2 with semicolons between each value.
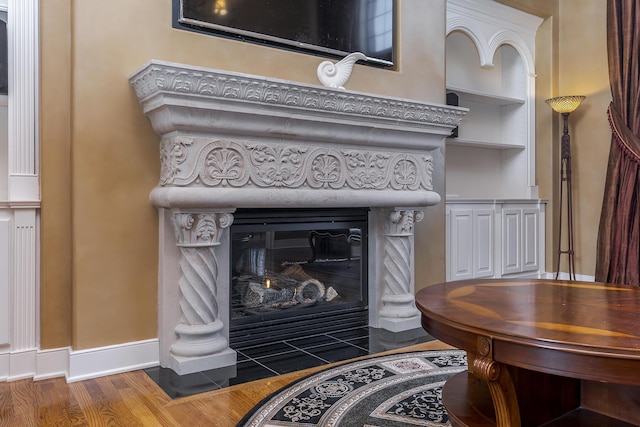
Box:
317;52;367;90
173;211;234;247
386;209;425;236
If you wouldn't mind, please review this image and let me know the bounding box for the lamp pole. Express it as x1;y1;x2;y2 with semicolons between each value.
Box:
557;112;575;280
546;96;585;281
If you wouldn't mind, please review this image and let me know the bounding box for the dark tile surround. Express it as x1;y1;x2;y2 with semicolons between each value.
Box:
145;326;434;399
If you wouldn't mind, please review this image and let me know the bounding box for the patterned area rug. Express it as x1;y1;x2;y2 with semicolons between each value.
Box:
237;349;467;427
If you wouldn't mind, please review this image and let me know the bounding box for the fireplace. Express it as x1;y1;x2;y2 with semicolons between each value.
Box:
129;60;465;374
229;208;368;347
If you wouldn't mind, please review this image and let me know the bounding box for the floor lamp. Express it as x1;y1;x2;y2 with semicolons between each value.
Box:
545;95;585;281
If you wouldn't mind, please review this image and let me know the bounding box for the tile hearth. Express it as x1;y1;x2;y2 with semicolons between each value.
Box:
145;327;434;399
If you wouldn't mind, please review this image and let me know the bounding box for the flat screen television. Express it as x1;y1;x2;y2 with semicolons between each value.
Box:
174;0;395;67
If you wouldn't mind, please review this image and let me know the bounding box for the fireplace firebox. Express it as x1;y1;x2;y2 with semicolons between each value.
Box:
230;208;368;347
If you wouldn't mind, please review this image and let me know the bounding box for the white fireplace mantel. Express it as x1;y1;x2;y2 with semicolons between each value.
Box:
129;60;466;374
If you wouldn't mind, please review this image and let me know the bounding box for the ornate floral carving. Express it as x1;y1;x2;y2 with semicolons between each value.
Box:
202;145;246;186
343;151;390;189
247;144;307;187
159;137;437;193
390;157;419;190
309;152;344;189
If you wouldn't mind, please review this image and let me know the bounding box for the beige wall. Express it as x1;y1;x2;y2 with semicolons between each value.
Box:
40;0;613;351
40;0;72;349
500;0;610;279
556;0;610;277
40;0;447;349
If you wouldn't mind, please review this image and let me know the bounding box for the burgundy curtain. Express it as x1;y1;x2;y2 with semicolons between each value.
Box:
595;0;640;284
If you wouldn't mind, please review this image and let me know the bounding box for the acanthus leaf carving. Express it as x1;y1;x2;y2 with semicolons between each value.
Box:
160;136;193;185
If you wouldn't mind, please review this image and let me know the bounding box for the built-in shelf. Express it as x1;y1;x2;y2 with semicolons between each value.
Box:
445;0;541;200
446;86;525;106
446;137;526;150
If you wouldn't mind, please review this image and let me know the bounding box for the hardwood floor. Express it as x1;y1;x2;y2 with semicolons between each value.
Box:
0;340;452;426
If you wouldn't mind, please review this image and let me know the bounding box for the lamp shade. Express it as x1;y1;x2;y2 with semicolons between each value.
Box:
545;96;586;114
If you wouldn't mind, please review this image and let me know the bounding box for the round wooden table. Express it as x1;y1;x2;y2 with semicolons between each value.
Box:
415;279;640;427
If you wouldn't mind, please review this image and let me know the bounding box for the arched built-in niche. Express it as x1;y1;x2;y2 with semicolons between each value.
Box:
445;26;534;199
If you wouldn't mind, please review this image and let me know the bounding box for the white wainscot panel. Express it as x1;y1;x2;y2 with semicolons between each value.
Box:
447;207;495;281
473;209;494;278
502;208;522;275
446;200;546;281
448;209;473;281
522;208;540;272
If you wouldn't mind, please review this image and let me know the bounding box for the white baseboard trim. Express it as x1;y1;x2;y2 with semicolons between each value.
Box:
544;272;596;282
0;339;160;383
35;347;70;381
67;338;159;383
0;347;66;382
0;351;7;381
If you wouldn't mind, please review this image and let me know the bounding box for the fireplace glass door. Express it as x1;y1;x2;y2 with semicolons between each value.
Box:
230;208;368;346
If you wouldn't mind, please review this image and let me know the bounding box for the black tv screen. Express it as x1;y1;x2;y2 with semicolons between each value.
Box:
175;0;395;67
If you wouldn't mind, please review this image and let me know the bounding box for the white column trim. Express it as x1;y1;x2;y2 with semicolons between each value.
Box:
0;0;40;381
7;0;39;201
11;208;37;351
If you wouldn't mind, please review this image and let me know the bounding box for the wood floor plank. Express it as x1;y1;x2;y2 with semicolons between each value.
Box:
70;380;122;426
32;379;74;427
9;379;40;425
117;372;180;427
0;387;14;426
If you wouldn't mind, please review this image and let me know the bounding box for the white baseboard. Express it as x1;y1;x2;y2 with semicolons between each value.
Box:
0;350;7;381
0;338;159;383
545;272;596;282
67;338;159;383
35;347;70;381
0;347;66;382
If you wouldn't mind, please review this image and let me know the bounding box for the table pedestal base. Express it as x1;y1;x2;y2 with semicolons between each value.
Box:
443;367;640;427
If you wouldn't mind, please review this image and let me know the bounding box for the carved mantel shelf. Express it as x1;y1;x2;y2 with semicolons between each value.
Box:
129;60;466;209
129;60;466;374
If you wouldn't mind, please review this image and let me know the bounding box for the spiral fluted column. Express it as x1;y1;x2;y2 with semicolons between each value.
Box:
169;210;236;373
379;209;424;331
